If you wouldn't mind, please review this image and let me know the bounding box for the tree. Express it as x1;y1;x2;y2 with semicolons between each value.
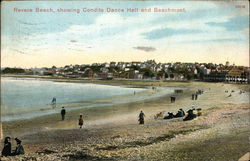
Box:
157;69;165;78
2;67;25;74
108;66;121;72
91;65;104;73
130;65;140;71
140;68;154;78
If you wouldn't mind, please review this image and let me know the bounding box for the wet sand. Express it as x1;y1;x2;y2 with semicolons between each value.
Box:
1;81;249;161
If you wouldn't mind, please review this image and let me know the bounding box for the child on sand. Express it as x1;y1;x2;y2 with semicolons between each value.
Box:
61;107;66;121
79;115;84;128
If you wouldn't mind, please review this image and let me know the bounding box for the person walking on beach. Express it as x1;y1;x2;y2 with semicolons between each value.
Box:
51;97;56;108
170;96;176;103
13;138;24;155
52;97;56;104
78;115;84;128
195;93;198;100
192;94;195;100
61;107;66;121
1;137;11;157
138;111;145;125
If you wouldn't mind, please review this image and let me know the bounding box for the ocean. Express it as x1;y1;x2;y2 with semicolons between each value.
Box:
1;77;146;121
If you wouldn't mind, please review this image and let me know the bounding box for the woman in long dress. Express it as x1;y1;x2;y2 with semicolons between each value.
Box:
1;137;11;157
138;111;145;124
79;115;84;128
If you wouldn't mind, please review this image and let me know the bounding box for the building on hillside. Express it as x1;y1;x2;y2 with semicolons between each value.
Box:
132;61;141;66
203;71;227;82
100;72;113;80
110;62;116;67
43;70;56;76
83;68;94;78
225;68;247;83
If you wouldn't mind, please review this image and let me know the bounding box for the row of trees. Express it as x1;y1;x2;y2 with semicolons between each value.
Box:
1;65;198;80
1;68;25;74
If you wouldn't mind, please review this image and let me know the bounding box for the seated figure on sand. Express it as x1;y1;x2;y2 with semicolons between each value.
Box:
164;112;174;119
1;137;11;157
13;138;24;155
196;108;202;116
174;109;185;118
183;109;197;121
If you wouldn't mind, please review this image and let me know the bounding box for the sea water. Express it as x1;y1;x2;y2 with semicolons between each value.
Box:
1;77;146;121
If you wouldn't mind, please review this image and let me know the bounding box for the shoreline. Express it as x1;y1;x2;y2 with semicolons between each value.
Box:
1;86;174;122
2;80;193;137
2;81;249;134
1;85;182;136
1;77;181;122
1;74;190;86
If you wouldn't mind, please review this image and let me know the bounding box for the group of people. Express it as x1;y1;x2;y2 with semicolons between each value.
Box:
239;90;245;94
163;108;185;119
60;107;84;129
164;107;202;121
183;108;202;121
226;90;234;97
191;89;204;100
1;137;24;157
226;89;244;97
170;96;176;103
139;107;202;125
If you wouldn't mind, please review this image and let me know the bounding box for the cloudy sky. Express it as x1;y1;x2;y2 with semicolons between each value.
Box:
1;1;249;68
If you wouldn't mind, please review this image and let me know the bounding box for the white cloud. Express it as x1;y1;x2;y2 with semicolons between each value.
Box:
2;1;248;67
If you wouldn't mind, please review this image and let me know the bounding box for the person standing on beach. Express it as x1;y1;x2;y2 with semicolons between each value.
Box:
78;115;84;128
138;111;145;124
52;97;56;104
1;137;11;157
61;107;66;121
192;94;195;100
170;96;176;103
51;97;56;108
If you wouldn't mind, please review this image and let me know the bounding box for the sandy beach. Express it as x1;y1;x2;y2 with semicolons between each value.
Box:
1;80;249;161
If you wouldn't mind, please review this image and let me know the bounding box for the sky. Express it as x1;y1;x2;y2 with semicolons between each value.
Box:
1;1;249;68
